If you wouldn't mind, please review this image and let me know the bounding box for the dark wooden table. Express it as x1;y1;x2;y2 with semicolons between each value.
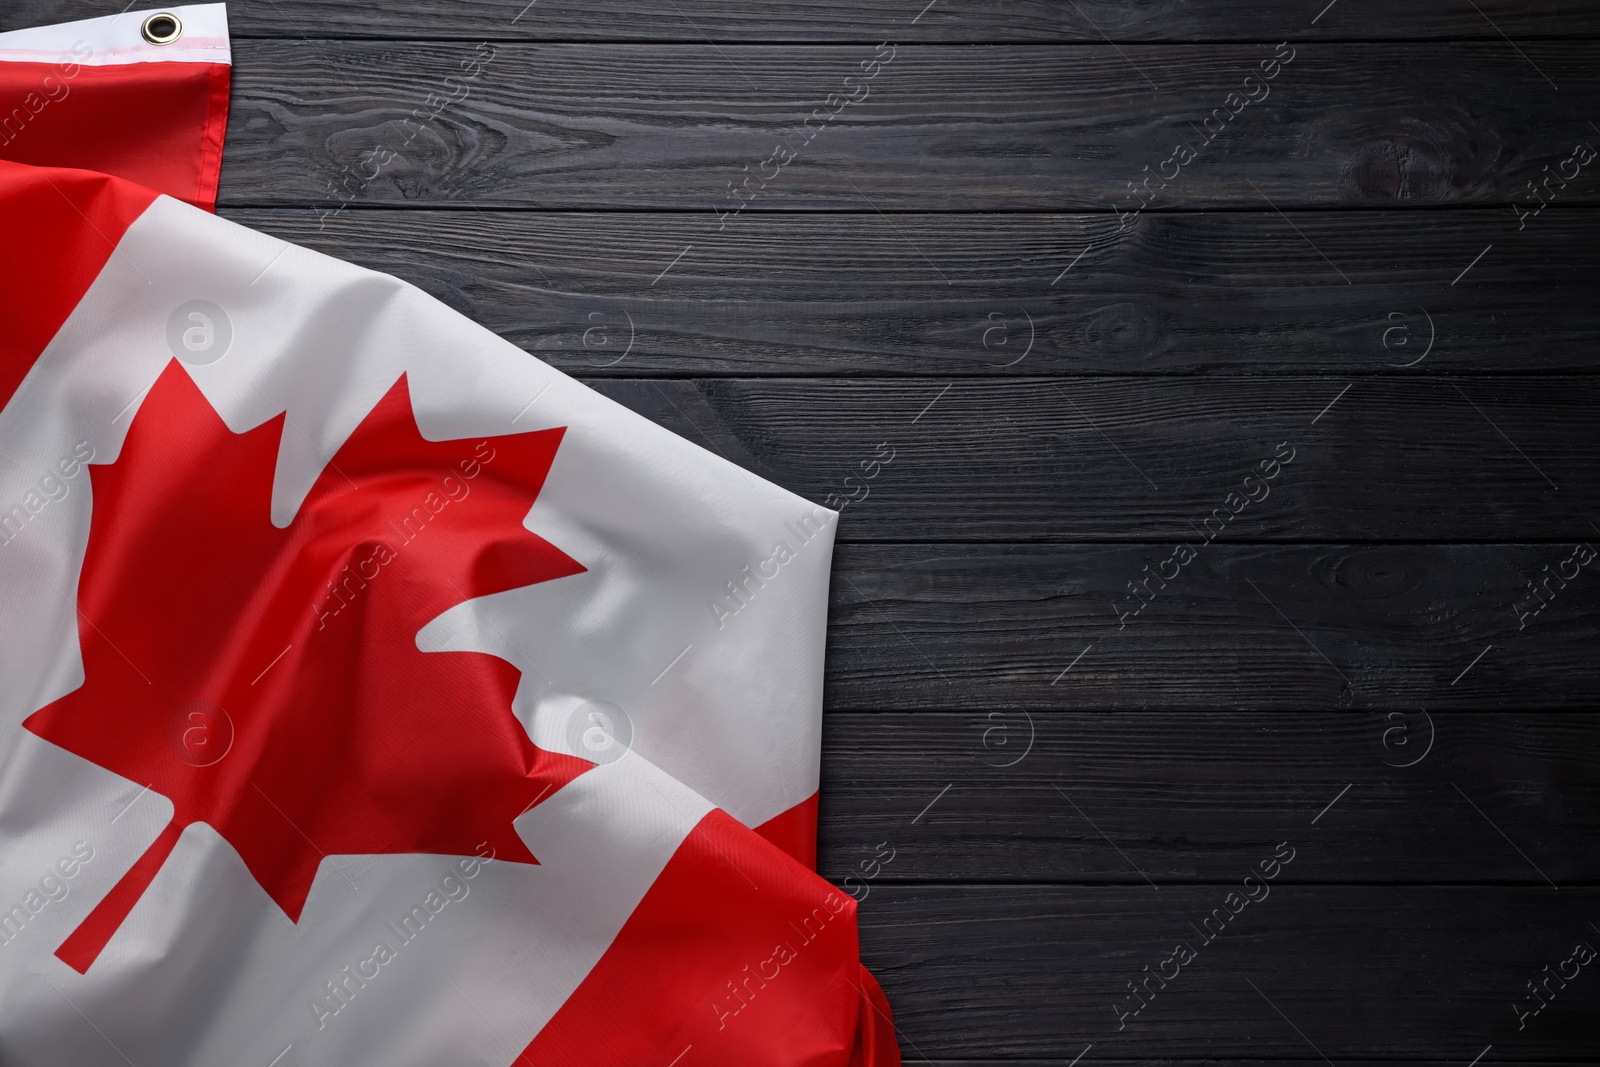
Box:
12;1;1599;1063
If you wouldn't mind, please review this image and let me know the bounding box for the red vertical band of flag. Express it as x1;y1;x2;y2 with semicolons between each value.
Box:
0;35;230;414
0;60;231;209
520;808;902;1067
0;161;158;409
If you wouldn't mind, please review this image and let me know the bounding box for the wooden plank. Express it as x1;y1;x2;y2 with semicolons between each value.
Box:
224;207;1600;377
816;712;1600;883
819;544;1600;709
855;886;1600;1060
578;377;1599;542
207;42;1600;210
11;0;1600;42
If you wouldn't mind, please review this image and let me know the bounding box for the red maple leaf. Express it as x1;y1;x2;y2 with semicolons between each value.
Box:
26;361;591;973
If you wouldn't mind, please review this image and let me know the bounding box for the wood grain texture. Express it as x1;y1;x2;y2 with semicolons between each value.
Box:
855;886;1599;1059
584;377;1598;542
816;712;1599;882
212;42;1600;210
820;544;1600;710
10;0;1600;42
224;206;1600;376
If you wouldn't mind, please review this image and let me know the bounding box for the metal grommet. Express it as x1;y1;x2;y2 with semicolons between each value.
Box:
141;12;184;45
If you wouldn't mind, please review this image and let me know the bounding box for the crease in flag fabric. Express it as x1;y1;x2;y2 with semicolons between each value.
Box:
0;7;901;1066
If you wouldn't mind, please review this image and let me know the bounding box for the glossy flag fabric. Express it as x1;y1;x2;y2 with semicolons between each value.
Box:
0;7;900;1065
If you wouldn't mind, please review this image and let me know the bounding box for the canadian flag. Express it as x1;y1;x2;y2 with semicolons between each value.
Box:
0;7;900;1065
